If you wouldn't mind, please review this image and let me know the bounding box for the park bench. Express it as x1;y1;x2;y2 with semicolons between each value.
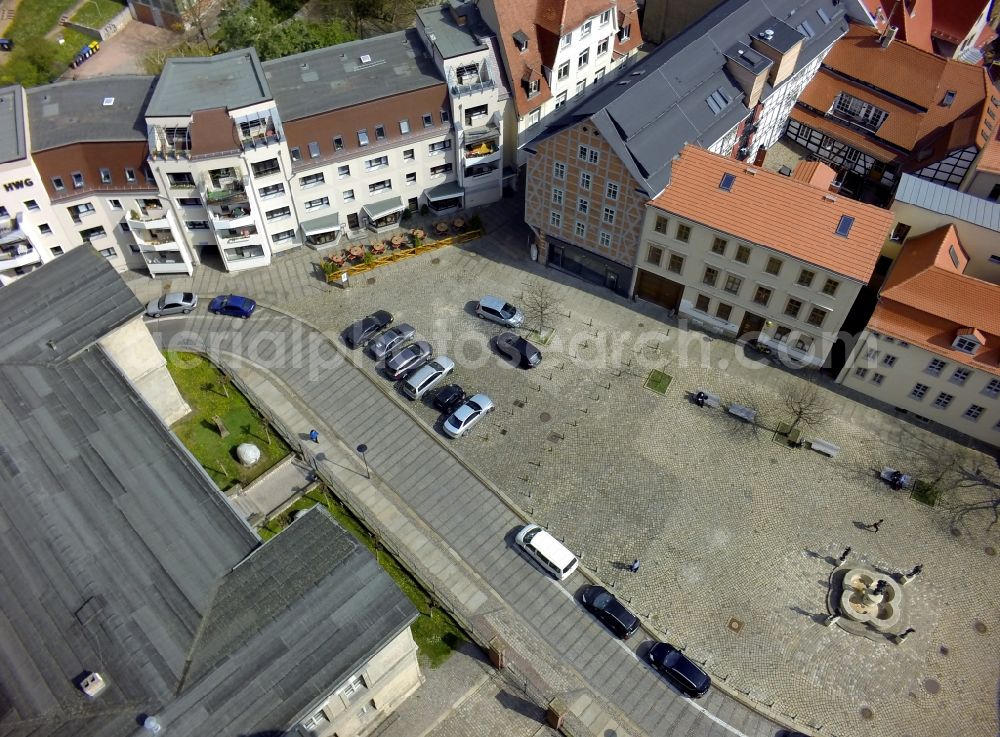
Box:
727;403;757;423
810;438;840;458
695;389;721;408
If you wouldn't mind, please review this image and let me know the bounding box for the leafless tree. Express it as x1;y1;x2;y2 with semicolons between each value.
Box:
781;374;832;431
521;279;560;335
179;0;215;45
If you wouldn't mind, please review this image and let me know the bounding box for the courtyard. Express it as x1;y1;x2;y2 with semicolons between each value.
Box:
129;196;1000;737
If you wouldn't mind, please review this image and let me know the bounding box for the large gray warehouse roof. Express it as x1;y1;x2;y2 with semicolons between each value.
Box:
26;77;155;151
0;248;416;737
263;29;444;121
526;0;848;196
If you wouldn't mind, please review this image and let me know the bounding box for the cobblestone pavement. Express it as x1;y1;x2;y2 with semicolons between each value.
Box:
127;192;1000;737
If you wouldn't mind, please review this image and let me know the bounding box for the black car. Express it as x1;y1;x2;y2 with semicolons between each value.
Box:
494;332;542;368
647;642;711;698
432;384;466;414
343;310;393;349
580;585;640;639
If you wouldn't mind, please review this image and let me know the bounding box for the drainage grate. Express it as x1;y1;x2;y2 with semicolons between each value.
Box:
939;645;949;656
974;620;988;634
539;412;551;423
366;277;376;285
547;432;562;443
923;679;940;695
860;707;874;720
513;400;525;408
431;257;440;264
986;546;996;557
727;617;743;633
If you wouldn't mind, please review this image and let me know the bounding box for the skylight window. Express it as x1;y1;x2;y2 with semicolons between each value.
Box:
706;89;730;114
719;173;736;191
817;8;830;24
942;90;956;107
835;215;855;237
359;54;372;64
796;20;815;38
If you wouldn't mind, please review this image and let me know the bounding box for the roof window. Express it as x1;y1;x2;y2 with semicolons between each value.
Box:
835;215;854;237
942;90;956;107
719;173;736;191
360;54;371;64
513;30;529;51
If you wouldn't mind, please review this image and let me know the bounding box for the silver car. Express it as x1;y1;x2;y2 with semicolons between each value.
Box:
385;340;433;381
368;323;416;360
476;295;524;327
443;393;494;438
145;292;198;317
401;356;455;400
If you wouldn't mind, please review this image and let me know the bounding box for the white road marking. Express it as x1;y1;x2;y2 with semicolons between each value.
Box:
684;696;754;737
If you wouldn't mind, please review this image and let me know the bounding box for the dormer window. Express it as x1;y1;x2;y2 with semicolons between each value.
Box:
831;92;888;132
526;78;541;98
513;30;528;52
942;90;956;107
953;330;983;354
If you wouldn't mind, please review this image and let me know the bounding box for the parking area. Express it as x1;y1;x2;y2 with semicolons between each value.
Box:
128;197;1000;737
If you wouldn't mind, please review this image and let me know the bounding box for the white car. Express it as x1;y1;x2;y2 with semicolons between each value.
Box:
515;523;579;580
443;393;493;438
401;356;455;400
476;295;524;327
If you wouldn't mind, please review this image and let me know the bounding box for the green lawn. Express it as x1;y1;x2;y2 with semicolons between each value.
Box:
165;351;291;491
645;369;673;395
261;489;467;667
5;0;80;42
56;28;95;65
71;0;126;29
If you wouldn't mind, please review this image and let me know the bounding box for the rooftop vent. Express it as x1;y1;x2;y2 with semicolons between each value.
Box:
299;62;308;70
102;97;114;106
80;672;107;698
719;173;736;190
836;214;854;237
513;30;529;51
823;194;838;202
360;54;372;64
743;167;756;175
759;28;775;40
942;90;956;107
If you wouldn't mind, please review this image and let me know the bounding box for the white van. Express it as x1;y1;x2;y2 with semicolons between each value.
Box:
515;524;579;580
401;356;455;400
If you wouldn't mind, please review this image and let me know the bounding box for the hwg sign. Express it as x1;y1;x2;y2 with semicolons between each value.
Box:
3;178;33;192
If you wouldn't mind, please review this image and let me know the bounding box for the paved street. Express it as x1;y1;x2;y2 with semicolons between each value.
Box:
130;192;1000;737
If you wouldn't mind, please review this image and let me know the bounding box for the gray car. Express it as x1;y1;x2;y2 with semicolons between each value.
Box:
368;323;416;359
145;292;198;317
385;340;433;381
476;295;524;327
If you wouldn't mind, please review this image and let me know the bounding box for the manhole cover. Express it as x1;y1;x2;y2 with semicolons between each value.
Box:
950;527;962;537
974;620;988;634
513;400;525;408
366;277;376;285
539;412;551;423
860;707;874;720
986;546;996;556
727;617;743;633
547;432;562;443
939;645;949;656
431;257;440;264
923;679;940;695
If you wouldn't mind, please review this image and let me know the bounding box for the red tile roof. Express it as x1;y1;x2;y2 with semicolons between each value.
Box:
885;0;935;53
931;0;992;44
791;161;837;191
871;224;1000;375
649;146;894;283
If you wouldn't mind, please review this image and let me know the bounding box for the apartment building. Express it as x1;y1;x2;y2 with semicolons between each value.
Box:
523;0;848;297
785;22;999;199
476;0;642;156
637;146;893;365
416;1;511;204
838;225;1000;447
0;246;424;737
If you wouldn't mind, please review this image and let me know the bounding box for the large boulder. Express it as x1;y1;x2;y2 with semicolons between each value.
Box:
236;443;261;466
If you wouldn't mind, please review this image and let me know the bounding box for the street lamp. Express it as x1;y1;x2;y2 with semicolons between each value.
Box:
356;443;370;479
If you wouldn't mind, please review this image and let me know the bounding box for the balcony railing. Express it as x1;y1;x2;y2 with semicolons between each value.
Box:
0;245;41;270
204;181;249;205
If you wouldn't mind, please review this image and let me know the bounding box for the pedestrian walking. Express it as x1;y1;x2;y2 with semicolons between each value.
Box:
629;559;640;573
838;546;852;563
309;429;319;443
868;519;883;532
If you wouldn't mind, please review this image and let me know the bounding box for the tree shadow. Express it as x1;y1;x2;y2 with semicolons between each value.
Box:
495;690;545;721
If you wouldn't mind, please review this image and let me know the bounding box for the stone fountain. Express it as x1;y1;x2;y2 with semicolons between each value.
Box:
839;568;902;631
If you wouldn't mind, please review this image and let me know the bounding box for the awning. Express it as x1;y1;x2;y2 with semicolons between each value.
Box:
300;212;340;235
362;196;404;220
425;180;464;201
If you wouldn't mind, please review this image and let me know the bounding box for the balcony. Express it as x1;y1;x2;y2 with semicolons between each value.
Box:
210;205;255;232
220;226;258;245
202;177;249;206
449;60;497;98
463;133;500;162
0;243;42;270
127;209;171;230
143;250;193;276
133;227;178;250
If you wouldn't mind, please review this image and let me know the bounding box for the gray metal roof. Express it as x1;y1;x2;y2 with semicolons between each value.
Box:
0;248;416;737
894;174;1000;232
725;42;771;74
525;0;848;196
262;29;444;122
146;49;271;117
0;85;26;163
417;3;489;59
26;77;155;151
750;19;801;53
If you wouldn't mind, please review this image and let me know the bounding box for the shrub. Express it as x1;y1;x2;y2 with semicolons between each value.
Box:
401;208;411;221
468;213;483;231
420;203;429;215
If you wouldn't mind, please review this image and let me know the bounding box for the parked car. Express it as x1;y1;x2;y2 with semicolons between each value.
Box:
494;332;542;368
343;310;393;348
580;585;640;639
443;393;494;438
514;523;579;580
432;384;466;415
402;356;455;400
208;294;256;319
368;323;416;359
646;642;711;698
476;295;524;327
385;341;433;381
145;292;197;318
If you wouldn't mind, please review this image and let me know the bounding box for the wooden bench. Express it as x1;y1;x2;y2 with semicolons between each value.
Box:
810;438;840;458
727;403;757;423
695;389;721;408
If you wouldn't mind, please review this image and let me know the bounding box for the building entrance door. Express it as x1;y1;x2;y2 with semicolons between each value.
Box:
737;310;765;339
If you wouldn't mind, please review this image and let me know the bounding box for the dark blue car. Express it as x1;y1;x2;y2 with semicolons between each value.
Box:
208;294;256;319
